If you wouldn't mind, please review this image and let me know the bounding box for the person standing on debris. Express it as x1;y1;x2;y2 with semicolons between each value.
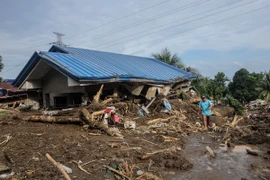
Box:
198;96;213;130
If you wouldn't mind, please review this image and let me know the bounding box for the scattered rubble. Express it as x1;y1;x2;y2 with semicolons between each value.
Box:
0;86;269;179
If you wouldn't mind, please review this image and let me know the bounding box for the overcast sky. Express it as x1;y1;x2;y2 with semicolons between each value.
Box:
0;0;269;80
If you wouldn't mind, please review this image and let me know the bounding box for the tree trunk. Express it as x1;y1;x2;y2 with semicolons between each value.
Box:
81;108;123;138
23;116;81;123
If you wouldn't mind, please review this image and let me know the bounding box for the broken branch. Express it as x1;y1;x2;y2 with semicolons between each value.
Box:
93;84;104;104
45;153;71;180
0;135;12;146
81;108;123;138
103;165;131;180
139;146;179;160
72;160;91;175
206;146;215;158
147;116;176;125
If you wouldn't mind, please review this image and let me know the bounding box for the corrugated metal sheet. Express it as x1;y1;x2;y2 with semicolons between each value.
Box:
14;45;194;87
44;46;193;83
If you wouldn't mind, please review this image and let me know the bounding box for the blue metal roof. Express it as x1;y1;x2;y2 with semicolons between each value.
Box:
3;79;15;83
47;46;193;82
14;45;194;86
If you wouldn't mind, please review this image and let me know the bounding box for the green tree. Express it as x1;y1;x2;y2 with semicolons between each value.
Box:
0;55;3;82
185;66;201;77
211;72;229;101
152;48;185;69
191;72;229;102
228;68;261;103
258;71;270;101
152;48;201;77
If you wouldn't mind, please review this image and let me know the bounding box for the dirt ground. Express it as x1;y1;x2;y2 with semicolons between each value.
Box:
0;102;269;180
0;115;192;180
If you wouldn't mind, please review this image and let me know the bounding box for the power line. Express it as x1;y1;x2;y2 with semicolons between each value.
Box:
1;61;27;73
92;0;244;49
65;0;173;40
1;0;173;54
3;3;269;74
72;0;210;46
123;4;270;52
96;0;260;50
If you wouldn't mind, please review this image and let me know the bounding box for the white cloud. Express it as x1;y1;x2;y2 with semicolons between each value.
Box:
233;61;243;67
0;0;270;78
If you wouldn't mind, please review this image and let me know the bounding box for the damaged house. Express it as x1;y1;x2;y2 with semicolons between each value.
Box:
13;45;194;109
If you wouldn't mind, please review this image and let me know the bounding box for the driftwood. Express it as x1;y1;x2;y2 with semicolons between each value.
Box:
23;116;81;123
81;108;123;138
0;135;12;146
136;172;162;180
72;160;91;175
162;135;179;142
246;149;259;156
100;98;113;106
147;118;170;125
231;115;243;127
147;116;176;125
45;153;71;180
206;146;215;158
139;146;179;160
103;165;131;180
93;84;104;104
91;110;104;121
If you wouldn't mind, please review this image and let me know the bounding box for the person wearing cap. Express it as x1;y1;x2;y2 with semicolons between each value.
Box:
198;95;213;130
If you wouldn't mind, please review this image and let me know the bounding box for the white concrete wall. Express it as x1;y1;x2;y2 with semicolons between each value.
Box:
42;68;85;107
22;80;42;89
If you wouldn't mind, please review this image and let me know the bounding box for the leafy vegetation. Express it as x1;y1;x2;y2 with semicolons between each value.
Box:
258;71;270;101
228;68;263;103
152;48;200;76
152;48;269;114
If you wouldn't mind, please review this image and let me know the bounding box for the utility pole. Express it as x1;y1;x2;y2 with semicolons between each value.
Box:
50;32;66;46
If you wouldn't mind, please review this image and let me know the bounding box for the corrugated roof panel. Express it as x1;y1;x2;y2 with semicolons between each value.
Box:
45;46;193;82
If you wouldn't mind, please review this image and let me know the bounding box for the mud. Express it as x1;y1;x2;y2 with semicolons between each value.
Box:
0;102;269;179
0;115;191;179
165;133;270;180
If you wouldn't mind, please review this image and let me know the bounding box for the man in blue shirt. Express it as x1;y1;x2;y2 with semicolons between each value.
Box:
198;95;213;130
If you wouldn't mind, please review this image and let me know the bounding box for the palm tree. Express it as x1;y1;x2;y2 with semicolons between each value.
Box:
152;48;185;69
258;71;270;101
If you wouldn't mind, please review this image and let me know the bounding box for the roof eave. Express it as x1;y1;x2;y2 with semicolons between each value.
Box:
13;52;41;87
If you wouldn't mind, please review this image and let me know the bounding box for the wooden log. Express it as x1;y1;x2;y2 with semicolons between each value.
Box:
246;149;258;156
23;116;81;123
93;84;104;104
81;108;123;138
147;116;176;125
206;146;215;158
45;153;71;180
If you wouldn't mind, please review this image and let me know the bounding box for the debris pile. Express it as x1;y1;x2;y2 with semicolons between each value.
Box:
1;84;269;179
